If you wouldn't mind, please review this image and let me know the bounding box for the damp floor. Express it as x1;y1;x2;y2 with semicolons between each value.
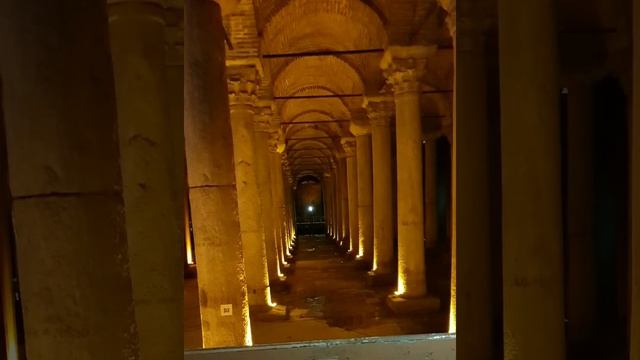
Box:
184;234;449;349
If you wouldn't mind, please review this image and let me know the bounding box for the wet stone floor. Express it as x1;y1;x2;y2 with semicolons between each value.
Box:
184;234;449;349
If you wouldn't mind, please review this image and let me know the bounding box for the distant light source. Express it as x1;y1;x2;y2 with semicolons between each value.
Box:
307;205;314;212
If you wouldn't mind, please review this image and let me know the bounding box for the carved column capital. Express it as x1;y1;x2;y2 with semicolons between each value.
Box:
363;96;394;127
380;46;437;95
340;137;356;157
255;100;275;133
227;60;262;108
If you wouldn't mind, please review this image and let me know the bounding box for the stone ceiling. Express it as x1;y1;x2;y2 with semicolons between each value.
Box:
171;0;454;181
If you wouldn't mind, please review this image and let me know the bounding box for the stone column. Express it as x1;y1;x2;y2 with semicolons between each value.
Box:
631;0;640;356
255;102;282;284
455;3;500;357
381;46;439;308
340;157;350;248
269;137;289;268
352;122;374;264
281;159;293;254
424;139;438;248
341;138;359;256
108;2;183;358
0;0;140;357
227;62;272;310
185;0;251;347
323;172;333;236
499;0;565;358
364;97;395;279
331;161;341;244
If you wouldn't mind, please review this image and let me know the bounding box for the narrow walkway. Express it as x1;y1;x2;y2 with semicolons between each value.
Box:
184;235;448;348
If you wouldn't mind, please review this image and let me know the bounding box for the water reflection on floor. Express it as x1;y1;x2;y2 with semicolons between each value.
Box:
184;235;448;349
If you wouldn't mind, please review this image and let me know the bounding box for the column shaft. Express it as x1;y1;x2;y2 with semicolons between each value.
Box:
371;118;394;274
228;74;271;309
185;0;251;347
499;0;565;358
0;0;139;357
631;0;640;356
356;135;373;262
270;152;288;266
456;8;497;358
108;2;183;358
395;86;426;298
255;124;280;283
346;155;359;255
340;159;350;246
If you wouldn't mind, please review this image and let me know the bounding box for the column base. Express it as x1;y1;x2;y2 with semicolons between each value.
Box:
270;276;290;293
354;258;372;271
250;304;289;321
281;262;295;275
386;294;440;315
366;271;395;287
184;263;197;279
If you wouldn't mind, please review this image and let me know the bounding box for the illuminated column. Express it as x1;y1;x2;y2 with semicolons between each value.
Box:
227;62;272;310
352;122;374;263
324;172;334;236
270;136;289;267
340;157;350;247
381;46;438;305
499;0;565;357
332;161;342;244
287;176;296;242
185;0;251;347
255;102;281;283
631;0;640;356
341;138;359;256
108;2;183;358
364;97;395;277
0;0;140;356
281;159;293;253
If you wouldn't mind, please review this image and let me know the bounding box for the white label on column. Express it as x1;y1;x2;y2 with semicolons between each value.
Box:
221;304;233;316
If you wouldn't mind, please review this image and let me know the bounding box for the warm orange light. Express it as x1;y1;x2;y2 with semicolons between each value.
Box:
395;274;406;296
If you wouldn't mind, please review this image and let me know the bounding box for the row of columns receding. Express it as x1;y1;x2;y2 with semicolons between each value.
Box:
1;0;640;359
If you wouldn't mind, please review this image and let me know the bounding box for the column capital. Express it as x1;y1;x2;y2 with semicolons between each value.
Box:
380;46;437;95
107;0;165;22
350;118;371;136
363;96;394;126
268;131;286;154
255;100;275;133
436;0;456;37
227;59;262;108
340;137;357;157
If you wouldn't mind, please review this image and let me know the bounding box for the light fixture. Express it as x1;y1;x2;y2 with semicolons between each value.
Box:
307;205;314;212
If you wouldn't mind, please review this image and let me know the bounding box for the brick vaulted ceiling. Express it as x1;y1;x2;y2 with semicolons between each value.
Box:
216;0;453;180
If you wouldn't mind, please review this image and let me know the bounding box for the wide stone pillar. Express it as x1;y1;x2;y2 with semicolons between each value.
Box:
108;2;183;358
227;62;272;310
352;123;374;263
381;46;438;306
424;139;438;248
499;0;565;358
455;4;500;357
255;103;281;283
185;0;251;347
0;0;140;357
631;0;640;356
364;97;395;277
341;138;359;256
